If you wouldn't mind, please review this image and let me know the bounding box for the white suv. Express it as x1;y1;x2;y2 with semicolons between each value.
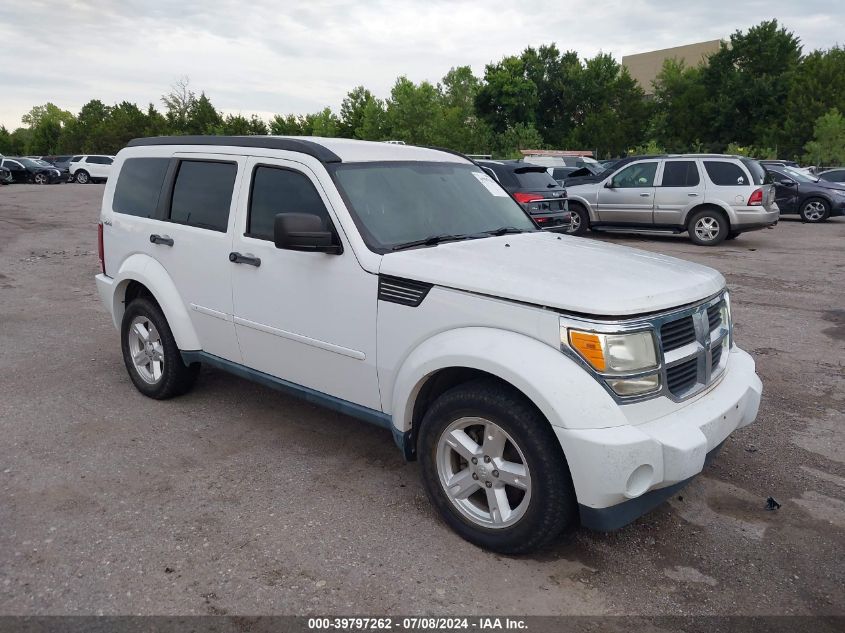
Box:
69;154;115;183
95;136;762;553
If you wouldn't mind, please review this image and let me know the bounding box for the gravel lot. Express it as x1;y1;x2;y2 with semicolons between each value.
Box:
0;183;843;617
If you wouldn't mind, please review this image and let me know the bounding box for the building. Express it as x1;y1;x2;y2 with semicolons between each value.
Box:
622;40;723;95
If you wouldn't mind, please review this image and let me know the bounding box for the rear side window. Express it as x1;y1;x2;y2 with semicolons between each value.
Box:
661;161;700;187
552;167;573;180
112;157;170;218
513;168;559;190
248;166;330;240
704;161;749;186
88;156;113;165
70;156;82;162
739;159;767;185
169;161;237;232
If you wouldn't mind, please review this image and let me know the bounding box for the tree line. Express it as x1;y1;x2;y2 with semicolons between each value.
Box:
2;20;844;164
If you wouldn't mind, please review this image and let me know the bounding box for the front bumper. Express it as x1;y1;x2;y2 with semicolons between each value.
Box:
554;347;762;530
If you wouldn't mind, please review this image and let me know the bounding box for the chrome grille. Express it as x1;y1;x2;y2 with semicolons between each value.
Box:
666;357;698;394
660;316;696;351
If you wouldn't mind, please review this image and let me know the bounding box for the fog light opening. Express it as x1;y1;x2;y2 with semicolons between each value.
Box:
625;464;654;498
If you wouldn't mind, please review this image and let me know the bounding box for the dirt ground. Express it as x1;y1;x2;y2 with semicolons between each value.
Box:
0;183;843;616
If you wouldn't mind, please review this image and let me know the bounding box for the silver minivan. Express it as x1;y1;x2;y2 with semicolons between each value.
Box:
565;155;778;245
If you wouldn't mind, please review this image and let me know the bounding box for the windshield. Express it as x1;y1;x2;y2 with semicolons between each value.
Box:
781;167;817;183
331;161;537;252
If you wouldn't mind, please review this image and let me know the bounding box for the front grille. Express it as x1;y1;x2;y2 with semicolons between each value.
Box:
711;343;723;367
661;316;696;351
707;302;722;331
666;358;698;395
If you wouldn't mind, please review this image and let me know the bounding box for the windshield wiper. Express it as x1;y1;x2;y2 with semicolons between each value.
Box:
484;226;526;236
391;234;472;251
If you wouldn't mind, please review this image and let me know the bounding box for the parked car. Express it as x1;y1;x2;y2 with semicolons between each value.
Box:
47;155;76;178
764;165;845;222
95;136;762;553
476;159;571;231
565;154;778;245
0;157;65;184
817;168;845;185
760;159;814;178
69;154;115;183
521;154;599;169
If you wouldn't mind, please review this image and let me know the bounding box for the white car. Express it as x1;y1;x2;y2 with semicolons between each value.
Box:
69;154;115;184
95;136;762;553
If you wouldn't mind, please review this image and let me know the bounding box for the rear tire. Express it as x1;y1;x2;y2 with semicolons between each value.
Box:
121;297;200;399
688;208;728;246
418;378;577;554
565;203;589;236
799;197;830;223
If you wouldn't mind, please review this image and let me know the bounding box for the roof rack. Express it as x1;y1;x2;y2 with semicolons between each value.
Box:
126;136;342;163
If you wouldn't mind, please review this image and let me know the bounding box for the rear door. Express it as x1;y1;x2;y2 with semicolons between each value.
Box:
87;156;113;179
595;160;659;224
653;159;703;226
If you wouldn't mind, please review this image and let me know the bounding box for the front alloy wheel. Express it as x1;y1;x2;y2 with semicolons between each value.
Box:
437;417;531;529
800;198;829;222
34;172;48;185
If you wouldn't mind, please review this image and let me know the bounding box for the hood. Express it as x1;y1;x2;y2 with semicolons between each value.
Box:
379;232;725;316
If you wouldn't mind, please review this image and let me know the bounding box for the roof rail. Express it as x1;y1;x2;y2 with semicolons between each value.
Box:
423;146;477;165
126;136;342;163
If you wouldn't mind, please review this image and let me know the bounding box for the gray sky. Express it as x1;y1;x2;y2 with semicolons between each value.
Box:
1;0;842;129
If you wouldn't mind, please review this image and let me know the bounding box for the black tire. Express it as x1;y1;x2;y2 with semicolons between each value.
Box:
75;170;90;184
798;197;830;223
418;378;577;554
34;172;48;185
726;231;740;241
566;203;589;236
687;208;728;246
121;297;200;399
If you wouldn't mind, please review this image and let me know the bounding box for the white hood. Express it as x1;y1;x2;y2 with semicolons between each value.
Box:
379;232;725;316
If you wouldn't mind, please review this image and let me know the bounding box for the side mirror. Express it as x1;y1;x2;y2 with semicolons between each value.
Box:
604;181;615;189
273;213;341;254
779;178;796;186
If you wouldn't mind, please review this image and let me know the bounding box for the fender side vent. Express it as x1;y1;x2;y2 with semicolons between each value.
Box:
378;276;433;307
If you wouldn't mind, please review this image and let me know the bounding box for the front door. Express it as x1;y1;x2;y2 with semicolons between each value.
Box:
770;170;799;213
595;160;659;224
229;157;381;410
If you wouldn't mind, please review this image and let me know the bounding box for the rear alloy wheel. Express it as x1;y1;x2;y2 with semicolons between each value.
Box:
34;172;48;185
799;198;830;223
565;204;589;236
688;209;728;246
75;170;90;184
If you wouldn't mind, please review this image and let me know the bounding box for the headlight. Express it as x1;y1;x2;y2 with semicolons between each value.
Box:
565;329;660;397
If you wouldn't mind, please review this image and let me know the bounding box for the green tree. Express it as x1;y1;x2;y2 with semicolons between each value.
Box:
186;93;222;135
21;103;74;154
781;47;845;158
437;66;491;153
494;122;544;158
340;87;383;138
650;60;708;152
384;77;443;144
803;108;845;166
144;104;170;137
161;76;196;132
475;56;538;134
269;114;306;135
307;107;339;137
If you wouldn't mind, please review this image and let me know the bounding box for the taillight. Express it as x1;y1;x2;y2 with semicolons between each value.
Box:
97;222;105;274
748;188;763;206
513;192;543;204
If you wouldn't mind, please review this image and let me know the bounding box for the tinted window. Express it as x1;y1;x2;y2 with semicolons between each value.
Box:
70;156;82;162
740;159;767;185
552;167;574;180
661;161;700;187
169;161;237;232
248;166;330;240
113;158;170;218
820;169;845;182
611;162;658;188
513;168;559;189
704;161;749;186
87;156;113;165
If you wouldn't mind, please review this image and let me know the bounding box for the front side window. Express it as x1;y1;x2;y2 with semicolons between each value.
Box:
169;160;237;232
113;158;170;218
661;161;700;187
704;161;749;186
248;166;330;240
331;161;536;252
610;162;658;188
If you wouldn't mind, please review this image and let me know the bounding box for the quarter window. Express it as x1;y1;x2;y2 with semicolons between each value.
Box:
611;162;658;188
169;160;237;232
113;158;170;218
87;156;113;165
661;161;700;187
248;166;330;240
704;161;748;186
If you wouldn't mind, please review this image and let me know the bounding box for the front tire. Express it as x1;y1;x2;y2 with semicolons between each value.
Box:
418;378;577;554
565;203;589;236
34;172;48;185
121;297;200;399
688;208;728;246
75;170;90;184
799;198;830;223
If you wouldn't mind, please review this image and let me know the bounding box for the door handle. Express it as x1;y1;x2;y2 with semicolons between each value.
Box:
149;234;174;246
688;193;700;197
639;193;651;197
229;252;261;267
